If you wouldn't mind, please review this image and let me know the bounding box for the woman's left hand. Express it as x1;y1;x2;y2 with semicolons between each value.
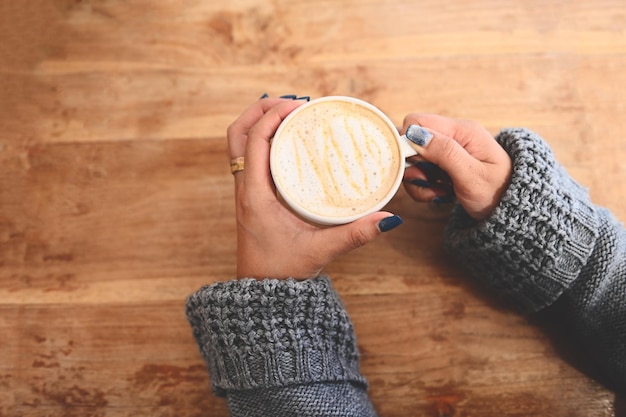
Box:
229;97;403;280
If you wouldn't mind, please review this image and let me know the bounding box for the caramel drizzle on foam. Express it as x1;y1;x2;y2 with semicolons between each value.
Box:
294;128;337;201
344;116;369;194
299;116;387;211
294;125;344;209
283;106;393;216
355;117;385;185
324;118;363;200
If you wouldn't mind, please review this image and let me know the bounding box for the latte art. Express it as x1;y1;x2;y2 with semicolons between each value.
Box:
271;98;402;222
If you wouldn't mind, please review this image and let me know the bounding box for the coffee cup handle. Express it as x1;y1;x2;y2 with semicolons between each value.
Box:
399;134;419;168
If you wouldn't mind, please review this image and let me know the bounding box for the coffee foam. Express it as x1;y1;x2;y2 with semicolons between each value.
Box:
271;99;401;220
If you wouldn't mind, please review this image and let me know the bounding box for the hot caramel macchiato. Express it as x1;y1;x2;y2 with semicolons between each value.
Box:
270;97;403;224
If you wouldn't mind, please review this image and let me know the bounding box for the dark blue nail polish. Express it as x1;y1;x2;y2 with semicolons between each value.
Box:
259;93;269;99
416;161;437;172
378;215;403;232
410;179;431;188
432;195;455;205
406;125;433;147
416;161;452;186
280;94;297;99
295;96;310;101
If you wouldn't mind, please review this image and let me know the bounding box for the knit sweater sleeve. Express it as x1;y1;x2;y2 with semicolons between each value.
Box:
444;127;626;387
185;275;378;417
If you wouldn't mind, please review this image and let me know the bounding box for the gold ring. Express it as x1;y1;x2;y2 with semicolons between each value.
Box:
230;157;245;174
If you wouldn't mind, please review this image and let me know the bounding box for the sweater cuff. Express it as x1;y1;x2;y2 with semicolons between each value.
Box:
444;128;599;313
185;276;366;396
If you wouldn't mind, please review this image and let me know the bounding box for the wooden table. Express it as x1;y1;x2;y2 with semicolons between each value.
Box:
1;1;624;416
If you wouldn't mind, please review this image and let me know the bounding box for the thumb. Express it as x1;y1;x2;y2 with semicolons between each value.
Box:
405;124;478;185
317;213;403;258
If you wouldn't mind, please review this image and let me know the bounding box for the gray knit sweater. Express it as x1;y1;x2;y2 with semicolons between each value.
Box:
186;128;625;416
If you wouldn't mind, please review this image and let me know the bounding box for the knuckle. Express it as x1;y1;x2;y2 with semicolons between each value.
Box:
438;138;463;164
403;113;418;124
226;121;238;139
235;188;255;216
466;121;482;133
402;113;422;129
458;119;489;136
349;228;372;248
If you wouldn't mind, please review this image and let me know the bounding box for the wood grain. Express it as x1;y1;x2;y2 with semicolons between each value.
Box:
1;0;625;416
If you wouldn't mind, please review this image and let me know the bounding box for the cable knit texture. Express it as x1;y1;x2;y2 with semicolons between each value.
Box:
445;128;600;313
444;127;625;389
551;207;626;389
185;276;367;397
185;128;626;413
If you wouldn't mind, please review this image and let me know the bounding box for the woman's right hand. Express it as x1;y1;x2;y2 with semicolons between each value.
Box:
401;114;513;220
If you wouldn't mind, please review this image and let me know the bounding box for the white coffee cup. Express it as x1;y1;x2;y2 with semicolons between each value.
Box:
270;96;418;225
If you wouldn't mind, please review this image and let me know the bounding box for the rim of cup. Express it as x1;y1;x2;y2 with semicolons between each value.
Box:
270;96;405;225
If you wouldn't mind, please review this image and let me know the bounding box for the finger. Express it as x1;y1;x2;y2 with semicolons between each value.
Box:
403;180;438;202
245;100;305;190
402;114;464;141
403;164;429;184
404;125;481;190
315;212;403;258
227;98;292;158
407;161;452;186
402;113;501;163
403;164;433;197
228;98;296;188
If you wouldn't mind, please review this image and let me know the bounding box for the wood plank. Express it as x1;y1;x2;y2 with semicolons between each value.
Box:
0;139;236;306
0;296;616;416
1;0;625;416
1;303;227;417
4;56;626;150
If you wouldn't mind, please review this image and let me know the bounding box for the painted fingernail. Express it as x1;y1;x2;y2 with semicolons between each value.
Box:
406;125;433;147
259;92;269;99
378;215;403;232
416;161;452;186
279;94;298;99
416;161;437;172
295;96;310;101
410;179;431;188
432;195;455;205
